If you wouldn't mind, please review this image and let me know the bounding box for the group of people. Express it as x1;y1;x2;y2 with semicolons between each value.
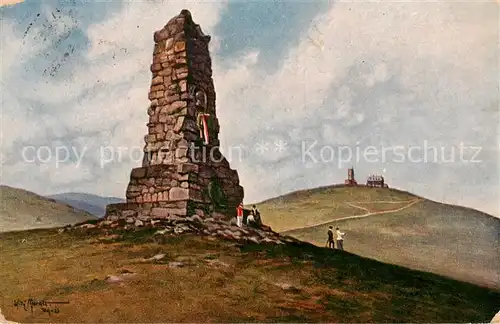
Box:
233;203;346;251
327;226;345;250
236;203;261;228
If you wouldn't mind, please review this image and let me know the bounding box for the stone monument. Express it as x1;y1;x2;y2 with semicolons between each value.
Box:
105;9;244;221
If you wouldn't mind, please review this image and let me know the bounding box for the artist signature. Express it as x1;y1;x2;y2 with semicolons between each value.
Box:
13;298;69;316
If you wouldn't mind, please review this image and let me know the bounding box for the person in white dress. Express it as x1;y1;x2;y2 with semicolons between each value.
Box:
336;227;345;250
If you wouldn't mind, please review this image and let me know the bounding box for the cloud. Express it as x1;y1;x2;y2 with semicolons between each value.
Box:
212;1;498;215
1;1;228;195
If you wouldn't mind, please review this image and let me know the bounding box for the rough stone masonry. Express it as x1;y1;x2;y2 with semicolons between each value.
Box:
105;10;244;222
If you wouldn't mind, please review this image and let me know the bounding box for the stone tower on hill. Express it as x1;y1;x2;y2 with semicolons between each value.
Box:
105;10;244;221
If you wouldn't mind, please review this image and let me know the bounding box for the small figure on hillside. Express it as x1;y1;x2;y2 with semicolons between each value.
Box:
236;202;244;227
251;205;261;226
336;227;345;250
326;226;335;249
247;212;255;226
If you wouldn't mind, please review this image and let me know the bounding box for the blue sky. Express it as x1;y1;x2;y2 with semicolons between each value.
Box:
1;0;498;216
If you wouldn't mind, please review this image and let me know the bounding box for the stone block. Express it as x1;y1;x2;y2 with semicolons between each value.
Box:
158;68;172;77
108;215;119;222
154;29;168;43
127;183;142;192
165;38;173;49
170;100;187;111
174;41;186;52
177;163;199;174
152;76;163;85
151;84;165;92
175;147;188;158
151;207;170;218
158;112;168;123
169;187;189;201
177;72;188;80
150;63;162;72
173;116;185;133
159;53;169;63
179;80;187;92
176;58;187;65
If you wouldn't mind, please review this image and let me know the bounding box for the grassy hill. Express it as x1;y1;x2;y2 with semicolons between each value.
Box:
255;185;418;232
0;185;97;232
255;185;500;289
47;192;125;217
0;226;498;322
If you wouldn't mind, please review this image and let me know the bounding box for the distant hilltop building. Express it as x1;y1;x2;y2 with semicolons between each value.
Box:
343;168;389;188
344;167;358;186
366;175;389;188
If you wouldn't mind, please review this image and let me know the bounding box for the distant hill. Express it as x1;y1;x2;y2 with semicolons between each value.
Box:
256;185;500;290
0;185;96;232
47;192;125;217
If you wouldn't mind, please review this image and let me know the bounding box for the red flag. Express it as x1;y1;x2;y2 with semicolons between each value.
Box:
201;113;210;144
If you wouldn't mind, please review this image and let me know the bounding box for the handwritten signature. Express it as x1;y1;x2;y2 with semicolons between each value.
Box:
13;298;69;316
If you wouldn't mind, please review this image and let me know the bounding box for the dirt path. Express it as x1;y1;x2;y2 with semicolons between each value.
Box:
344;199;417;204
283;199;422;233
345;202;370;213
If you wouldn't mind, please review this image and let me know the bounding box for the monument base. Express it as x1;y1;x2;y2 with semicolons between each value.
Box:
105;200;231;222
104;162;243;221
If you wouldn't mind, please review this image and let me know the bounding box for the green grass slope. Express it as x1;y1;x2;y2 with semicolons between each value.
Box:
257;185;499;290
0;227;498;322
0;185;97;232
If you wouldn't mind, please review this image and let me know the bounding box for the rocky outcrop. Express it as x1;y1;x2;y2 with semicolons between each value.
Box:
63;216;301;246
104;9;243;221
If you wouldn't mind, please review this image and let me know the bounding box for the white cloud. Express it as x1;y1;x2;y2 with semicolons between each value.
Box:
213;1;499;215
1;1;228;196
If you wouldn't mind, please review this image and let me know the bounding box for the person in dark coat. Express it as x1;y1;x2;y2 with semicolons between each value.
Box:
251;205;261;226
327;226;335;249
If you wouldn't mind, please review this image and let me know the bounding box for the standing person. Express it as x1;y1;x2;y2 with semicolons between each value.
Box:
236;202;244;227
327;226;335;249
251;205;261;226
247;212;255;227
336;227;345;250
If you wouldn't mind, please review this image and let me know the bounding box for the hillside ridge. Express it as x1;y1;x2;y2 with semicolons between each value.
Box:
255;184;497;220
0;185;97;233
262;185;500;289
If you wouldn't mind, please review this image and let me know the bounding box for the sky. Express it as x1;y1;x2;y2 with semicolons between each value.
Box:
1;0;498;217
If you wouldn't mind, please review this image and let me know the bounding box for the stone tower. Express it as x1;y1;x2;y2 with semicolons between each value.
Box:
105;10;244;221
